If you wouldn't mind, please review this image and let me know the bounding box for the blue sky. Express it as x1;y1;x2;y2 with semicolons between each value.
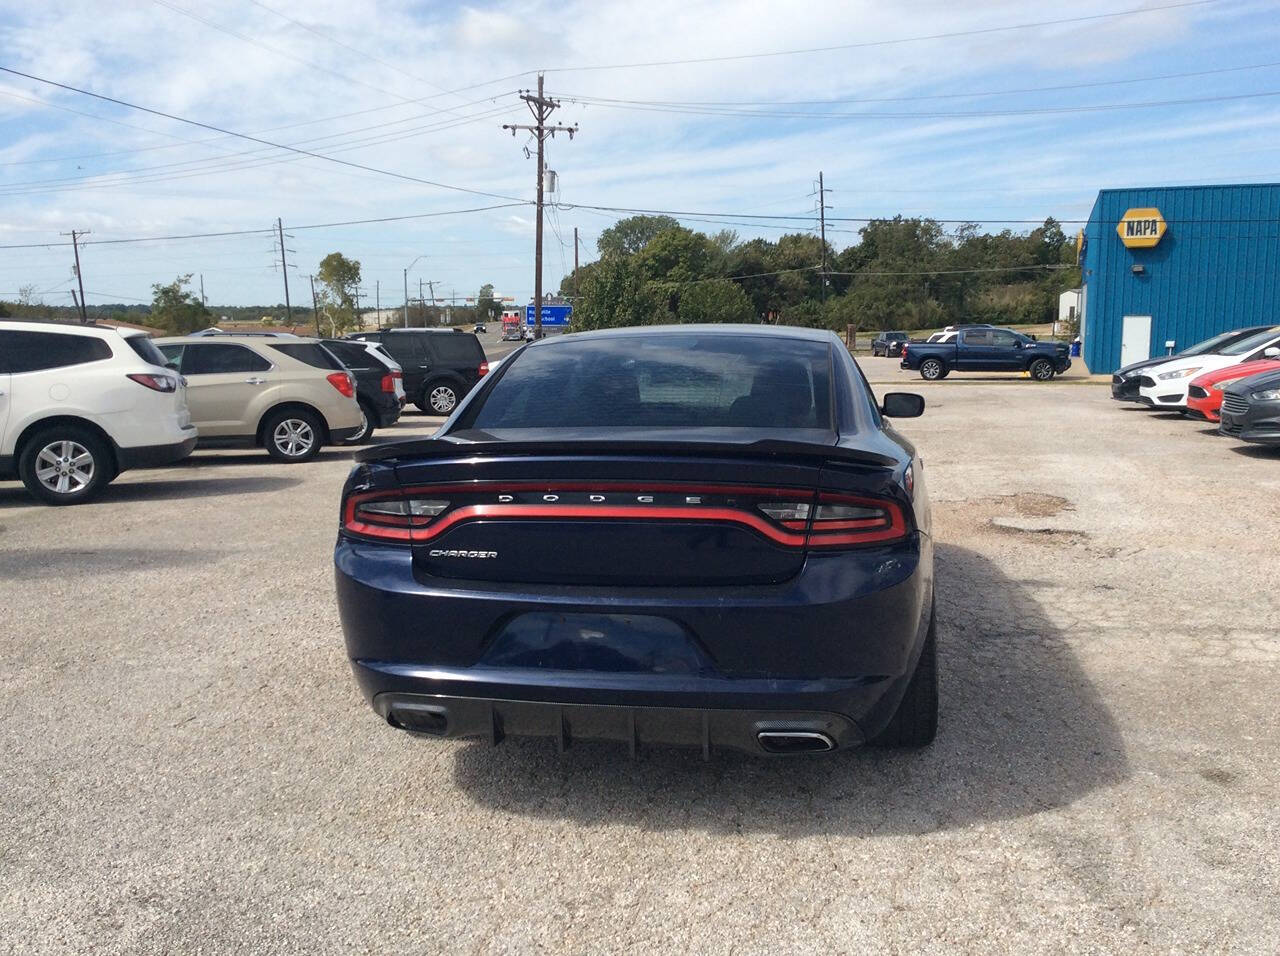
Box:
1;0;1279;309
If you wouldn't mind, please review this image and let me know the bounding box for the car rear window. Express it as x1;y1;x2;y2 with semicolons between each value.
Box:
270;343;344;370
466;333;833;430
323;341;379;369
428;333;484;364
0;329;112;373
124;334;170;367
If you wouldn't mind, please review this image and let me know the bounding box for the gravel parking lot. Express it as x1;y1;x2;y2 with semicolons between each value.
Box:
3;362;1278;953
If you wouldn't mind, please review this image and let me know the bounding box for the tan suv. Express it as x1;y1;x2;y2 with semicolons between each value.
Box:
155;335;362;462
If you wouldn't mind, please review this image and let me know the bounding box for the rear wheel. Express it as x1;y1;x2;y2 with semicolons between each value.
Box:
919;358;945;381
1029;358;1055;381
18;426;112;505
425;381;459;415
263;409;323;462
869;607;938;748
345;401;376;445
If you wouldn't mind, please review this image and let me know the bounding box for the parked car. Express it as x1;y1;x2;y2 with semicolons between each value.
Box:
1218;367;1280;445
346;328;488;415
871;331;910;357
1111;326;1276;402
155;335;361;462
1136;327;1280;410
0;320;196;504
322;339;404;443
335;324;936;755
900;327;1071;381
1186;359;1280;422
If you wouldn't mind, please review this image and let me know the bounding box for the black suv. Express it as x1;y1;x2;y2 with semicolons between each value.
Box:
871;331;910;356
322;339;403;443
347;329;488;415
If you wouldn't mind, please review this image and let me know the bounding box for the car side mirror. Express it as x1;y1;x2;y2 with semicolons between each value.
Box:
1265;346;1280;358
882;392;925;418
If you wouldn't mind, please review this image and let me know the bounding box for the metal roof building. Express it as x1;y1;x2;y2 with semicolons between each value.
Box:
1080;183;1280;373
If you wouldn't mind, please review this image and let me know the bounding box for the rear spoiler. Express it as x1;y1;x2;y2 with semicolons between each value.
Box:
354;435;897;468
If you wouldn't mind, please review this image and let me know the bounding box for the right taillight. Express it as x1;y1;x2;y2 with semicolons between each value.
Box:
807;493;906;547
758;493;906;547
127;372;178;392
380;373;396;393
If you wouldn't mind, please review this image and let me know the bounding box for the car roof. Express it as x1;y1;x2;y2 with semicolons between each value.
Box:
155;334;324;345
532;323;839;346
0;318;123;338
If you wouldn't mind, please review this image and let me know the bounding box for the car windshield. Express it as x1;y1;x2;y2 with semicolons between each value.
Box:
1183;329;1254;355
1221;328;1280;355
464;333;833;430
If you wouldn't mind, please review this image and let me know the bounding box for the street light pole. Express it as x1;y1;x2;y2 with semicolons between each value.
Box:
403;255;425;328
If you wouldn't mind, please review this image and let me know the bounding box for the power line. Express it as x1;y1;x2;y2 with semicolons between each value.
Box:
561;88;1280;121
0;66;530;204
537;1;1217;73
560;59;1280;108
0;101;519;197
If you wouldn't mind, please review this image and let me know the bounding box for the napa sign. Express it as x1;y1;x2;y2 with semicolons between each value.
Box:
1116;207;1167;248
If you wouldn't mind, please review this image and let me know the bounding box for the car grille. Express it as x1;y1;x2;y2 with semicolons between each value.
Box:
1221;393;1250;417
1138;375;1156;388
1188;385;1209;399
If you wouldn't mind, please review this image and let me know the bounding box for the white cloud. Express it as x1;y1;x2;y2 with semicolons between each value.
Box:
0;0;1274;303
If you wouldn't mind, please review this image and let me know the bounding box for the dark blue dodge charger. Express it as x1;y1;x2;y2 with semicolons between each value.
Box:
335;325;936;756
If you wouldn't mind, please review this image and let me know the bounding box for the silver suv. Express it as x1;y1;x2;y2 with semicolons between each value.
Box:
155;336;361;462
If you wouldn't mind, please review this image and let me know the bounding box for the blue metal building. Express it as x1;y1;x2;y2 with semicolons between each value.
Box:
1081;183;1280;373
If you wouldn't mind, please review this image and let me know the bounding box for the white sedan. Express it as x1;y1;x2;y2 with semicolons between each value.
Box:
1138;327;1280;409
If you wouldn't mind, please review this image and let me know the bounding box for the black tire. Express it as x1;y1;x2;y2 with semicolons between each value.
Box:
345;401;376;445
18;425;113;506
869;607;938;748
423;380;459;416
1029;358;1055;381
937;368;950;379
919;358;945;381
263;408;324;463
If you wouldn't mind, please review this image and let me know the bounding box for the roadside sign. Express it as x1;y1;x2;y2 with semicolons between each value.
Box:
1116;208;1167;248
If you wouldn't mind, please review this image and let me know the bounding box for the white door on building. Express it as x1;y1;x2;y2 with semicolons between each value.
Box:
1120;315;1152;367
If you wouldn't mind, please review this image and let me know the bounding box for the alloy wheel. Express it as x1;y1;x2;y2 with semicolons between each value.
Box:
429;385;457;414
34;440;95;495
273;419;316;457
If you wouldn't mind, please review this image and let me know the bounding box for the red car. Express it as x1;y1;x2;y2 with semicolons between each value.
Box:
1187;359;1280;421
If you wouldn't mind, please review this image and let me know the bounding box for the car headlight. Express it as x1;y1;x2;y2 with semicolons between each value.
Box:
1251;388;1280;401
1157;366;1202;380
1212;377;1246;391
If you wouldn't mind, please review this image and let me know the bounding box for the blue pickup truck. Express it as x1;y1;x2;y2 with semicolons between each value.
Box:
900;327;1072;381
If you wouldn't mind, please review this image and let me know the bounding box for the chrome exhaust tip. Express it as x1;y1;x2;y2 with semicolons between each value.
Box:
756;730;836;754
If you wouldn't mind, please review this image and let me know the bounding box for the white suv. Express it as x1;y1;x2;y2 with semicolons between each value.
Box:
0;320;197;505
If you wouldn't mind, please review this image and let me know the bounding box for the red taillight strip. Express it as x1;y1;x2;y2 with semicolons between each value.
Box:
414;504;808;546
341;483;910;548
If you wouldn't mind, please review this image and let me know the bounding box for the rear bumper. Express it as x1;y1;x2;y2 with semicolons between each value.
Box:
116;430;198;470
335;534;933;752
372;395;401;427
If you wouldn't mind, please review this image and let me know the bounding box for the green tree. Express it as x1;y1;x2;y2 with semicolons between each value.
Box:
597;214;680;258
476;283;501;322
572;256;667;331
150;274;209;334
676;279;754;324
317;252;361;309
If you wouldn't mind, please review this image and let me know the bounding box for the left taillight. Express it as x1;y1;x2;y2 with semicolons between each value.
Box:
343;493;449;542
127;372;177;393
478;361;490;377
327;371;356;398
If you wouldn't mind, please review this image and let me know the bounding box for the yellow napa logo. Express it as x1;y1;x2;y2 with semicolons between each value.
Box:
1117;208;1167;248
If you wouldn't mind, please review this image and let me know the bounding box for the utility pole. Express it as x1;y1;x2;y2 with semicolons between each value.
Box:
573;226;580;301
503;73;577;339
199;273;206;307
403;268;409;327
813;172;831;303
308;274;320;337
353;286;362;329
61;229;89;322
70;288;82;322
418;277;424;320
375;279;380;329
276;217;293;321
